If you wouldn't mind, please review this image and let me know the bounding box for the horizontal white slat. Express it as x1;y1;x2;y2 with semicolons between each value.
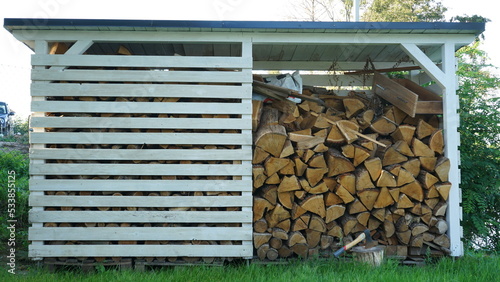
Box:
30;148;252;161
33;54;252;69
30;132;251;145
31;83;250;98
29;210;252;223
29;179;252;192
32;69;252;83
31;117;251;130
30;163;252;176
29;227;252;241
29;195;252;208
31;101;250;114
29;244;252;258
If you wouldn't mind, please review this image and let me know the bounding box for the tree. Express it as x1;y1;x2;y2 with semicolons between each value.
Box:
455;38;500;253
290;0;367;21
362;0;447;22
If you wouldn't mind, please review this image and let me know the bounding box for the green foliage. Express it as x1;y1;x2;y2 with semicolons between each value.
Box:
362;0;447;22
0;150;30;254
451;14;490;23
12;117;30;136
0;117;29;144
457;40;500;252
1;254;499;281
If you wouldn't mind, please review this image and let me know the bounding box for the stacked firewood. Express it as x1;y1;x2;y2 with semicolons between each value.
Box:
38;43;243;264
252;85;451;260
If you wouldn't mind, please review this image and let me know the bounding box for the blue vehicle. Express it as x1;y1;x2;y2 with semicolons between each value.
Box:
0;102;15;136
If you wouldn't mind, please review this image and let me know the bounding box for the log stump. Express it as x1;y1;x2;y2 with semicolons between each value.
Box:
351;246;386;267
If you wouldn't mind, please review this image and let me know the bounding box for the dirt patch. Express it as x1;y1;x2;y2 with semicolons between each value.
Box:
0;141;29;154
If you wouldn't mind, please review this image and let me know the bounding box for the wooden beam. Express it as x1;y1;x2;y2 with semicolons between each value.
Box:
400;43;446;88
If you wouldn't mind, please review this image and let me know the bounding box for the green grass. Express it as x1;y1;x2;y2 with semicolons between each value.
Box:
1;253;499;282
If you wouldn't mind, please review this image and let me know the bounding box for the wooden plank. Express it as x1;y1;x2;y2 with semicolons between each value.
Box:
29;244;252;258
29;210;252;223
30;163;252;176
30;132;252;145
31;69;252;83
30;148;252;161
30;179;252;192
31;101;250;115
400;43;447;89
373;72;418;117
29;227;252;241
33;54;252;68
31;83;250;98
13;30;246;43
31;117;251;130
415;101;443;114
30;40;50;261
29;195;252;208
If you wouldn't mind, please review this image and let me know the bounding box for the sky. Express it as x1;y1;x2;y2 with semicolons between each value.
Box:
0;0;498;118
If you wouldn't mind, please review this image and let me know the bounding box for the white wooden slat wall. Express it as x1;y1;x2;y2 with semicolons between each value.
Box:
28;42;253;260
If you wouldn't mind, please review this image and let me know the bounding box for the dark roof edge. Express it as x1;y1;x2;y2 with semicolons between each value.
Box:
4;18;486;34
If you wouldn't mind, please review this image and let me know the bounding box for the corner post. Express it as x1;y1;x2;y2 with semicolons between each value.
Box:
442;42;463;256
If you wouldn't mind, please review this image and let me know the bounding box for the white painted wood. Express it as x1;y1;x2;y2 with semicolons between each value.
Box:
30;132;251;145
30;163;252;176
30;117;251;129
30;40;50;261
32;69;252;83
400;43;446;88
13;29;475;45
240;59;254;258
30;148;252;161
30;195;252;208
30;179;252;192
29;227;252;241
29;210;252;223
34;54;251;69
49;40;94;71
250;33;475;45
441;42;463;257
64;40;94;55
31;83;249;98
14;30;245;43
29;244;252;258
31;101;250;114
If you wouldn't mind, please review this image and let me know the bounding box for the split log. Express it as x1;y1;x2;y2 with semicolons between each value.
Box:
255;106;288;157
434;157;450;182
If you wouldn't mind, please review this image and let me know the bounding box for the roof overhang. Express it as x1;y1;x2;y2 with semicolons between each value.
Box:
4;18;485;35
3;18;485;71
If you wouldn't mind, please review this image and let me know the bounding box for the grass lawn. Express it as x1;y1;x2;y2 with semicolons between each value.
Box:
1;253;498;282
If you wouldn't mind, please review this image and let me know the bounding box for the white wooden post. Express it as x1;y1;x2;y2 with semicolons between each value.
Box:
241;37;254;259
29;40;49;261
441;42;463;256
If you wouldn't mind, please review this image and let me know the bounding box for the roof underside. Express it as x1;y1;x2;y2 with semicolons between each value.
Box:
4;18;485;69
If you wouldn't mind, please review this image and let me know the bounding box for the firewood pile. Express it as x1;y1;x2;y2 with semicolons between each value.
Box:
252;83;451;260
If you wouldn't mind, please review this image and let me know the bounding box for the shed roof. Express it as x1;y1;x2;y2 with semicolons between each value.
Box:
3;18;485;71
4;18;485;35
